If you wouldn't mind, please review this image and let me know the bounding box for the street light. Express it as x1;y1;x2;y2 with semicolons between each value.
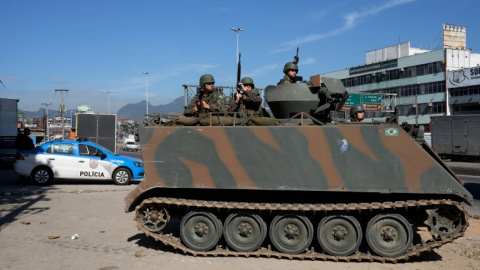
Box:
143;72;150;115
231;27;244;63
107;91;112;114
106;91;119;114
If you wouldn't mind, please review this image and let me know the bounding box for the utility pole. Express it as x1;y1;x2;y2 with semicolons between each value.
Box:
42;102;52;142
55;89;69;140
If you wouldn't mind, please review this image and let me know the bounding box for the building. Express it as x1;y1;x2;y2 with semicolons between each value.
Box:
320;24;480;130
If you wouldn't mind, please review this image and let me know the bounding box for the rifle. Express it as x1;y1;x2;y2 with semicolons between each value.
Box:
196;87;204;112
236;53;242;94
293;47;303;82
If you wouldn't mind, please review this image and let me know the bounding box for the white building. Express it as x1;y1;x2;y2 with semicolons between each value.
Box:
320;24;480;130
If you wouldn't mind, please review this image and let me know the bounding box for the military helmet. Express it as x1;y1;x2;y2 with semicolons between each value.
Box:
350;104;365;117
283;62;298;74
241;77;255;88
199;74;215;88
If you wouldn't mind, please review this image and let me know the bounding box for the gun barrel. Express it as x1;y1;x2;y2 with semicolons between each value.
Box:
237;53;241;83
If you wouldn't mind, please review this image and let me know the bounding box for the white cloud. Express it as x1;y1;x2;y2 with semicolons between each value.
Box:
175;63;218;72
242;63;279;78
301;57;315;65
273;0;417;53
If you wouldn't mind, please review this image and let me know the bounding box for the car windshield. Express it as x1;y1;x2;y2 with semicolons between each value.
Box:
126;142;136;145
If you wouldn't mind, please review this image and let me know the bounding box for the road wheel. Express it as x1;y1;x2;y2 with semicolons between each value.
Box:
223;212;267;252
31;167;53;185
113;168;131;185
366;214;413;257
269;214;313;254
180;211;222;252
317;215;362;256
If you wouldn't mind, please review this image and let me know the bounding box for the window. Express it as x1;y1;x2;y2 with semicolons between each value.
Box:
47;144;74;155
79;144;104;157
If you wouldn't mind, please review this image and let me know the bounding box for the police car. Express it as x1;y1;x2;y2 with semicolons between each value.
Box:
14;140;144;185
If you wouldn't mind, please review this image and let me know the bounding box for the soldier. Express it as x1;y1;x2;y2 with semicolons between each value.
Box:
277;62;299;85
229;77;263;117
350;104;365;122
184;74;225;117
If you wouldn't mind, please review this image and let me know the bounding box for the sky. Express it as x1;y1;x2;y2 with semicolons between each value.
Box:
1;0;479;116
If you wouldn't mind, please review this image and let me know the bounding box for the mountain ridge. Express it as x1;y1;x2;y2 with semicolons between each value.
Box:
19;96;185;121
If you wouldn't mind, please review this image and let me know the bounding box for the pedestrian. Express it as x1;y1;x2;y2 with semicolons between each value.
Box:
350;104;365;122
277;62;299;85
16;128;35;150
184;74;225;117
229;77;263;117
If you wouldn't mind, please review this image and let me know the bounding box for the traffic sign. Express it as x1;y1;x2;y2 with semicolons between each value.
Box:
362;94;382;103
344;93;362;106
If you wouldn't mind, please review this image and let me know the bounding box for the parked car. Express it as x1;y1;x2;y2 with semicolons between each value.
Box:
14;140;144;185
122;139;139;151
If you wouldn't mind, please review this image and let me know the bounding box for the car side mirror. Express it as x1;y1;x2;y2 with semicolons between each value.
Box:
101;153;107;159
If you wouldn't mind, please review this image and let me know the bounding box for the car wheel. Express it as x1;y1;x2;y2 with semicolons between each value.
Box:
31;167;53;185
113;168;132;185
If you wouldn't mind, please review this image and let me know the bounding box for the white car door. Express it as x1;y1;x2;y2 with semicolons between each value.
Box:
45;143;78;178
76;144;113;179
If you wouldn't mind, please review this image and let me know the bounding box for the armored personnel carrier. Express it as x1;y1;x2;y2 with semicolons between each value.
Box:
125;76;472;262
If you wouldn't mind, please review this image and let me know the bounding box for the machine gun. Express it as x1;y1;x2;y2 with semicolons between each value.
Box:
293;47;299;65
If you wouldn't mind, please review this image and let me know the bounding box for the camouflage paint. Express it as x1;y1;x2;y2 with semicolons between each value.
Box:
125;122;473;211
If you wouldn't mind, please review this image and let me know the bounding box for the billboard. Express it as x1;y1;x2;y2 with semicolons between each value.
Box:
447;67;480;88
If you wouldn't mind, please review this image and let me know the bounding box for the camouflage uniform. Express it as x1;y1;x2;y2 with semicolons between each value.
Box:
277;75;296;85
277;62;298;85
184;91;225;117
228;88;263;117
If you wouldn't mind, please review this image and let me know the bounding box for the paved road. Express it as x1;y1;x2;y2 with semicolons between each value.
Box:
1;158;479;270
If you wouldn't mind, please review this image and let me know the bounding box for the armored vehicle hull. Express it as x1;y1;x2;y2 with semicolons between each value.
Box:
125;121;472;262
126;76;471;262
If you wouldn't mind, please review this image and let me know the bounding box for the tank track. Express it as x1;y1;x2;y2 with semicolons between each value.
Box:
134;197;469;263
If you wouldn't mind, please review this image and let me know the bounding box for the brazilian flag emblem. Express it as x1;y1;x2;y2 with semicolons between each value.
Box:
385;127;398;136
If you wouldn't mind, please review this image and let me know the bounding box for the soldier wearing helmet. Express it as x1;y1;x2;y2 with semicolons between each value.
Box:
350;104;365;122
277;62;299;85
229;77;263;117
184;74;225;117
